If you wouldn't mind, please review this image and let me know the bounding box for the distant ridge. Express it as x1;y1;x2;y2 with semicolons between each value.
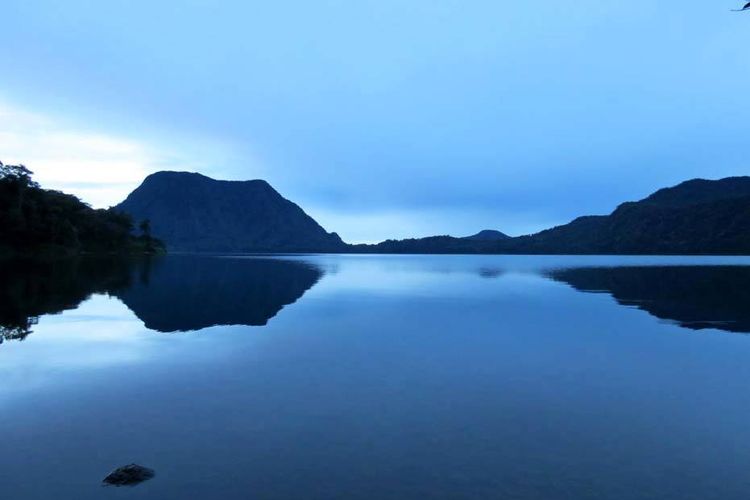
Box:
351;176;750;255
116;173;750;255
507;176;750;254
116;171;344;252
463;229;510;241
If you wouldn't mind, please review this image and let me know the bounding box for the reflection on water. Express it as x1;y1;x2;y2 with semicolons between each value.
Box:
547;266;750;333
113;257;322;332
478;267;504;278
4;255;750;500
2;257;749;341
0;258;133;344
0;256;323;342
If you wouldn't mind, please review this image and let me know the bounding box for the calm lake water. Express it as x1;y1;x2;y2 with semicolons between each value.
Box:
3;254;750;499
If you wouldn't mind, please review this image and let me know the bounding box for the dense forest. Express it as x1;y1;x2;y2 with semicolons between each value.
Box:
0;162;165;257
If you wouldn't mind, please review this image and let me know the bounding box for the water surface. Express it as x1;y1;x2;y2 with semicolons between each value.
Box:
2;254;750;499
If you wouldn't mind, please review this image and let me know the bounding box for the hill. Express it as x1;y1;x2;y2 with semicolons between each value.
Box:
507;177;750;254
115;172;750;255
353;177;750;255
463;229;511;241
116;171;344;252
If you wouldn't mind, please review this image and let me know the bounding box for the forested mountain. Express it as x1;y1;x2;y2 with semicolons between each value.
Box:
116;171;344;252
8;162;749;257
354;177;750;255
507;177;750;254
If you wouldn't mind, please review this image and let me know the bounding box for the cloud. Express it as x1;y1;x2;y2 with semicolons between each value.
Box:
0;100;238;207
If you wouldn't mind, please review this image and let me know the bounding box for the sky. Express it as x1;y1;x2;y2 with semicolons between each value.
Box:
1;1;749;243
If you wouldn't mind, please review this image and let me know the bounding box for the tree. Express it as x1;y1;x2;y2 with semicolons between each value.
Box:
0;161;39;189
139;219;152;238
0;162;40;214
1;160;164;255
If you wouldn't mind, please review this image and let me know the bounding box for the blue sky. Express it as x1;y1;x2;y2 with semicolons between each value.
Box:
1;1;749;242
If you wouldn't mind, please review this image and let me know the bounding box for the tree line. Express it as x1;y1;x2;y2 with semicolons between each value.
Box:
0;162;164;257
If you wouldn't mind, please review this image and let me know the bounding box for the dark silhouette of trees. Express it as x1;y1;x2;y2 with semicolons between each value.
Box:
0;162;38;187
138;219;156;253
139;219;151;238
0;161;165;256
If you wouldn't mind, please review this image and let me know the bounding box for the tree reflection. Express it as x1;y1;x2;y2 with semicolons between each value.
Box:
0;256;323;344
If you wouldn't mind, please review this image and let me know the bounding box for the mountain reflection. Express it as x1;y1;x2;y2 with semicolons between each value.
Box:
0;256;323;342
113;257;323;332
478;267;504;278
548;266;750;333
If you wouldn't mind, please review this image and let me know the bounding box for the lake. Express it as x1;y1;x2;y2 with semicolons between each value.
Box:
3;254;750;499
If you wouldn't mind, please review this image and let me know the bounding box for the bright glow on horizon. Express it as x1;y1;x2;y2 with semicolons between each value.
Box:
0;101;241;208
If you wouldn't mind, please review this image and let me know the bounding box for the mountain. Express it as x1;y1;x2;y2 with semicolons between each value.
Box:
463;229;510;241
508;177;750;254
116;173;750;255
353;176;750;255
117;171;344;252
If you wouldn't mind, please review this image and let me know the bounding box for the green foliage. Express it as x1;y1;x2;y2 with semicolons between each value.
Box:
0;162;166;256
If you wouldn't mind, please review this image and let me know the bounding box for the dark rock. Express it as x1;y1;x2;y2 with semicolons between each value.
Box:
102;464;155;487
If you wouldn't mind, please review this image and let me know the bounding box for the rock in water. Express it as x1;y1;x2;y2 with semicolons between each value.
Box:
102;464;155;486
